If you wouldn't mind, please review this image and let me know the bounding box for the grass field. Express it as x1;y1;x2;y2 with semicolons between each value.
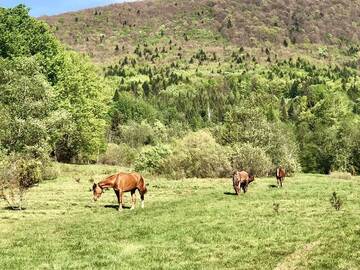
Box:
1;164;360;270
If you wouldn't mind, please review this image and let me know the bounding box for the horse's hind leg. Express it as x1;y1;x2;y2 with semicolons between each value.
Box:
130;190;136;210
114;190;120;208
139;191;145;208
118;191;123;212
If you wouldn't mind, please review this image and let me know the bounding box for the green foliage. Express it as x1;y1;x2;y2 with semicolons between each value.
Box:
230;143;273;177
0;57;53;158
98;143;137;166
0;5;110;165
115;121;155;148
52;51;109;163
1;4;360;176
134;144;172;174
0;153;45;209
161;131;231;178
0;5;60;59
111;92;158;126
43;162;61;180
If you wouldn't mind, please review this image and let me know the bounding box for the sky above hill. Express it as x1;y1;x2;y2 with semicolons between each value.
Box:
1;0;130;17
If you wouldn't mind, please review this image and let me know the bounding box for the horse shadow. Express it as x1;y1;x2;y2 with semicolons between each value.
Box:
268;184;278;188
104;204;131;210
224;192;237;196
3;206;26;211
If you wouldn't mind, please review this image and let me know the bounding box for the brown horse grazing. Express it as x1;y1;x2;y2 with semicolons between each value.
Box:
276;167;286;187
92;172;147;211
232;171;255;195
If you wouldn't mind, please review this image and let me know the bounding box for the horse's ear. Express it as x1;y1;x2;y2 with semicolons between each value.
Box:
92;183;97;189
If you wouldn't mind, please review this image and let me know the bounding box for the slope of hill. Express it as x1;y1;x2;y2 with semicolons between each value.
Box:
41;0;360;65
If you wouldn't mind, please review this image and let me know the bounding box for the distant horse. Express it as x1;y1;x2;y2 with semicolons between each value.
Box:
276;167;286;187
232;171;255;195
92;172;147;211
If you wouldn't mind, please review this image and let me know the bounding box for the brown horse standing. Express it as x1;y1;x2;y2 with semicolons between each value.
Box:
232;171;255;195
276;167;286;187
92;172;147;211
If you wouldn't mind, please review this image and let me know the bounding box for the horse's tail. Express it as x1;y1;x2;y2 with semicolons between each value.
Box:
140;175;148;194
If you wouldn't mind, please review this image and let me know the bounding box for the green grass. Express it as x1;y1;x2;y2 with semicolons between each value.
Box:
1;164;360;269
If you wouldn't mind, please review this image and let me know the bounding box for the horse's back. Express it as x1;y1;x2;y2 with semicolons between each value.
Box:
233;171;249;185
116;172;144;192
276;168;286;178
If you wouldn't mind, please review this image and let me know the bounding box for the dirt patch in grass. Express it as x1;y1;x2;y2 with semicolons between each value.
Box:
275;241;321;270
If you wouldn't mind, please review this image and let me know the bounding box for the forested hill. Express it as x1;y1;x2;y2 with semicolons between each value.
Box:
1;3;360;187
41;0;360;65
37;1;360;176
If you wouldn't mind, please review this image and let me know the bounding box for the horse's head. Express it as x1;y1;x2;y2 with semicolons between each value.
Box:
249;174;255;183
92;183;103;201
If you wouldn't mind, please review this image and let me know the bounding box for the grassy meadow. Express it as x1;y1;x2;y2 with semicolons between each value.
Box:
1;164;360;269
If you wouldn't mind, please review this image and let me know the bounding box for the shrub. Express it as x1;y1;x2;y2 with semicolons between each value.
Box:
161;131;231;178
111;92;158;126
98;143;137;166
230;143;273;177
0;154;44;210
329;171;352;180
330;192;342;211
116;121;154;148
43;162;61;180
134;144;172;174
267;125;301;175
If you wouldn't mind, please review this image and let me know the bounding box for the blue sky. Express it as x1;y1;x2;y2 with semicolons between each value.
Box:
0;0;130;17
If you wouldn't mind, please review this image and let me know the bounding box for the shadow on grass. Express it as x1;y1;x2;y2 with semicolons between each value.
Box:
104;204;131;210
268;184;278;188
224;192;237;196
3;206;26;211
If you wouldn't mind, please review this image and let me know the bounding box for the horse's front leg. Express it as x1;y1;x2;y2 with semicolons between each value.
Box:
234;184;240;195
130;190;136;210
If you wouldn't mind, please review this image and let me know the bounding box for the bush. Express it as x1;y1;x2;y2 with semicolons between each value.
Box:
214;110;301;175
98;143;137;166
116;120;154;147
134;144;172;174
329;171;352;180
111;92;158;126
230;143;273;177
0;154;44;210
161;130;231;178
265;123;301;175
43;162;61;180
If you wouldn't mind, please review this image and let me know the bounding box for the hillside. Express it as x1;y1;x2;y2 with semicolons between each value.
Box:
41;0;360;65
2;3;360;180
38;1;360;175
